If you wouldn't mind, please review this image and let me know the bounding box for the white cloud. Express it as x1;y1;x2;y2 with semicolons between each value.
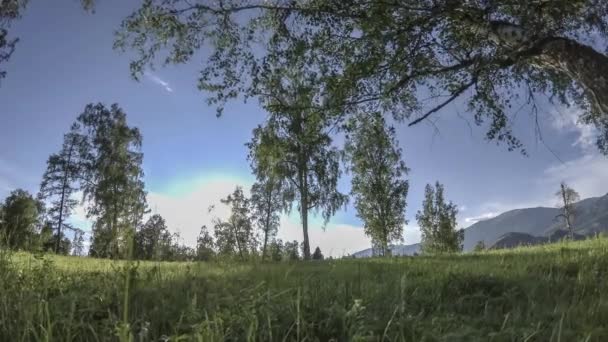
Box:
144;71;174;93
550;107;597;152
542;153;608;200
464;212;499;224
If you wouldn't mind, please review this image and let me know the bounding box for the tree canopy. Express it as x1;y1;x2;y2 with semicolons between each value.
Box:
115;0;608;154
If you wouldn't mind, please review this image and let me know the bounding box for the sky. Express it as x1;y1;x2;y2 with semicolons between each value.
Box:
1;0;608;257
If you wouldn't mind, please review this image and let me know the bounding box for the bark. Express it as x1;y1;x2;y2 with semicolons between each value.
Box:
300;169;311;260
537;37;608;116
55;142;74;253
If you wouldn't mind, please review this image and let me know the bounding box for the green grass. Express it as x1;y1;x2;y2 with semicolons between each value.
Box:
2;238;608;341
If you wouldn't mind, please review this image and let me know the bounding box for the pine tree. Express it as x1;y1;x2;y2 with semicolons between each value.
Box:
39;126;85;253
72;229;85;256
346;112;409;257
75;103;148;259
416;182;463;254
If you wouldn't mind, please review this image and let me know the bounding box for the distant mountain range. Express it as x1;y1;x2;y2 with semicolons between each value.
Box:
352;193;608;257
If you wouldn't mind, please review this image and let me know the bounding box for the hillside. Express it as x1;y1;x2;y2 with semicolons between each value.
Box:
463;193;608;250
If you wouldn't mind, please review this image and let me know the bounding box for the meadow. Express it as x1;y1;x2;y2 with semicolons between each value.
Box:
2;238;608;341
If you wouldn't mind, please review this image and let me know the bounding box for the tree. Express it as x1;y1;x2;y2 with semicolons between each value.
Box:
555;182;580;239
268;238;284;262
75;103;148;259
312;246;324;260
248;74;347;259
37;222;72;255
283;240;300;261
72;229;85;256
416;182;463;254
39;126;86;253
117;0;608;155
249;176;285;260
134;214;168;260
473;240;486;252
346;112;409;257
212;187;255;260
0;189;43;250
195;225;215;261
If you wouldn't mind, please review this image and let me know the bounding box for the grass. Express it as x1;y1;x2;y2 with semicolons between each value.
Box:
2;238;608;341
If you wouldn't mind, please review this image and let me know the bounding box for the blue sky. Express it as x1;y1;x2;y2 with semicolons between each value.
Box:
1;0;607;256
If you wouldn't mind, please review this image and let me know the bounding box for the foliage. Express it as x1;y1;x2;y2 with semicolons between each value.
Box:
72;229;85;256
249;177;284;260
134;214;169;260
74;103;147;259
116;0;608;155
555;182;580;239
345;112;409;256
417;182;464;254
195;225;215;261
312;246;324;260
37;222;72;255
474;240;487;252
247;74;347;259
3;238;608;340
0;0;26;83
283;240;300;261
213;187;255;260
0;189;43;250
39;126;85;253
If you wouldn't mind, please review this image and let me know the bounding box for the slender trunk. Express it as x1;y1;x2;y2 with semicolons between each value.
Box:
232;219;245;261
56;143;74;253
300;165;310;260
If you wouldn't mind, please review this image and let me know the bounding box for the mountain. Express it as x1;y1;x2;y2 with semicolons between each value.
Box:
351;243;420;258
464;193;608;250
352;193;608;256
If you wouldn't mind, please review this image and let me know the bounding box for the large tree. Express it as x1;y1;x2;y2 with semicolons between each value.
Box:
39;126;85;253
345;112;409;257
555;181;580;239
116;0;608;154
75;103;148;259
416;182;463;254
0;189;43;250
248;76;347;259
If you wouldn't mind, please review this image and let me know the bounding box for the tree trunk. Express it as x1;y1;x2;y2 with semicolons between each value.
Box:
56;142;74;253
537;37;608;116
560;183;574;240
300;168;311;260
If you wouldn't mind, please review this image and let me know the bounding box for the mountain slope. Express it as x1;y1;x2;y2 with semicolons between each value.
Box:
464;193;608;250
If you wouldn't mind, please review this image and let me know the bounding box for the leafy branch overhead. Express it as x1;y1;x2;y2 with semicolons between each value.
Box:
115;0;608;154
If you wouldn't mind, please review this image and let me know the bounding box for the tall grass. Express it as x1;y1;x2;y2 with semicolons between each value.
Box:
1;238;608;341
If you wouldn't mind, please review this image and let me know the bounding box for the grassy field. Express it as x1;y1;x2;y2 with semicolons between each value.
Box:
2;239;608;341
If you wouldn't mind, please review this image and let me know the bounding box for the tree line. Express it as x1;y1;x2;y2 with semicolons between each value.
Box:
0;99;466;260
